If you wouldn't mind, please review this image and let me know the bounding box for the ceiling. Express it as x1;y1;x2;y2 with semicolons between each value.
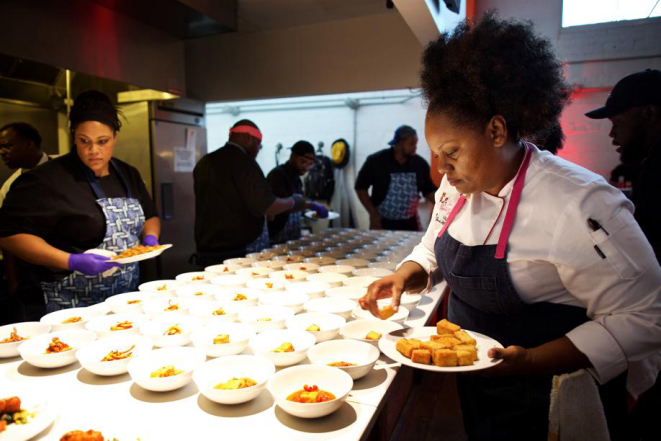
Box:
236;0;395;33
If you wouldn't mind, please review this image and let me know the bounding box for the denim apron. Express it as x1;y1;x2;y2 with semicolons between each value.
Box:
377;172;419;221
270;211;302;245
433;143;620;439
42;159;145;312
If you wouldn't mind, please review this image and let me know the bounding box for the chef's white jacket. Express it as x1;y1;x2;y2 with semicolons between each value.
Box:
403;145;661;398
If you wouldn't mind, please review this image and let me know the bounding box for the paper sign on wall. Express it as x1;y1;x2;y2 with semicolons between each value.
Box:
174;147;196;172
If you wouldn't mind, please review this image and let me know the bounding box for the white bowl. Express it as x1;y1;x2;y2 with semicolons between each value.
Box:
325;286;367;301
315;250;346;259
87;302;111;316
285;313;346;343
342;276;379;288
205;263;244;275
175;284;225;300
317;265;356;275
76;334;153;376
337;258;370;269
175;271;215;284
246;251;277;261
251;260;286;270
378;293;422;311
194;355;275;404
306;272;348;287
189;300;240;323
249;329;316;367
127;347;206;392
259;291;309;313
368;262;398;270
210;274;251;290
352;306;409;324
140;316;202;347
352;268;394;278
340;319;404;349
235;267;274;279
307;339;380;380
138;280;184;297
285;281;330;299
346;252;379;261
85;312;149;338
18;330;96;368
283;262;319;273
268;270;309;282
214;288;261;308
40;307;105;331
273;255;304;263
304;298;357;320
105;292;156;314
238;306;295;333
191;322;256;357
303;256;337;266
268;365;353;418
142;298;192;318
223;257;257;266
0;322;51;358
245;279;290;292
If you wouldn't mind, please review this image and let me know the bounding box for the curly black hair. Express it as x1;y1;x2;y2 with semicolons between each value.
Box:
0;122;42;147
420;11;571;141
69;90;122;133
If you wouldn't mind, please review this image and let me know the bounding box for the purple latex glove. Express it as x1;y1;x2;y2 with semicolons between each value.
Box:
142;235;160;246
308;202;329;218
68;253;121;276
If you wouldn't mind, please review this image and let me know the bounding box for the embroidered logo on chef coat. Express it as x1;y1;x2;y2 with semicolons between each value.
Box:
435;192;453;225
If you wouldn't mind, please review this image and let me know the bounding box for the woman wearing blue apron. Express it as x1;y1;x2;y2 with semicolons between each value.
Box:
361;14;661;440
0;90;160;319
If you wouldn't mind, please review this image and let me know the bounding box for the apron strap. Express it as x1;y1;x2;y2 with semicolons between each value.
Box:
437;195;467;238
80;157;134;200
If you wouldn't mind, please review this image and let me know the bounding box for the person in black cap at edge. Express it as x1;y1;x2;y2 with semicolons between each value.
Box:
192;120;328;267
586;69;661;441
266;140;322;244
355;125;437;231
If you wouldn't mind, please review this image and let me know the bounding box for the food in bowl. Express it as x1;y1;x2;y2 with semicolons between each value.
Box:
306;324;320;332
214;377;257;390
1;327;27;343
0;396;38;434
61;316;82;324
127;299;142;305
286;384;336;403
156;284;168;291
257;318;271;322
213;334;230;344
379;305;396;320
365;331;382;340
45;337;73;354
60;430;104;441
111;244;165;260
327;361;356;367
150;365;183;378
164;300;180;312
101;345;135;362
233;293;248;301
110;321;133;331
272;342;294;353
163;325;182;336
212;307;227;316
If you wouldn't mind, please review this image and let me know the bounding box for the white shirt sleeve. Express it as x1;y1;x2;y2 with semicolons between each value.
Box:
550;180;661;387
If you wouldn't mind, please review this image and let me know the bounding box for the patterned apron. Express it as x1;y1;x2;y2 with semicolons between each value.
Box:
433;142;626;440
42;159;145;312
377;172;419;220
245;217;270;254
270;211;302;245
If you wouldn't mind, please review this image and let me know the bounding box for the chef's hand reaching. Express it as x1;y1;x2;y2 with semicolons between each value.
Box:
308;202;329;218
142;235;160;246
69;253;121;276
359;273;406;318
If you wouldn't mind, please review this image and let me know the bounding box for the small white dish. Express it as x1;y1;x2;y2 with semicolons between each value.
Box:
304;297;357;320
18;329;96;368
193;355;276;405
307;339;380;380
378;293;422;311
235;267;275;279
340;319;404;349
315;250;346;259
76;334;153;376
246;251;277;261
85;312;149;338
245;279;290;292
205;263;244;274
175;284;225;300
368;262;398;270
138;280;184;297
0;322;50;358
251;260;286;270
223;257;257;266
259;291;309;313
142;298;191;318
325;286;367;301
342;276;379;288
191;322;256;358
249;329;316;367
209;274;251;290
189;300;240;323
285;313;346;343
238;305;295;333
273;255;304;263
268;365;353;418
306;272;347;287
283;262;319;273
268;269;309;282
127;347;206;392
214;288;261;308
317;265;356;275
352;268;394;278
303;256;337;266
337;258;370;269
285;281;330;299
175;271;215;284
352;306;409;324
140;316;202;347
105;292;156;314
40;307;104;331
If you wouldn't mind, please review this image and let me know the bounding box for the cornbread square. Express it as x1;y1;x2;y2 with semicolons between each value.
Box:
454;330;477;346
436;337;462;348
456;350;474;366
396;338;423;358
432;349;458;367
421;340;446;351
365;331;382;341
410;349;432;365
454;345;478;361
436;319;461;335
431;334;455;341
379;305;396;320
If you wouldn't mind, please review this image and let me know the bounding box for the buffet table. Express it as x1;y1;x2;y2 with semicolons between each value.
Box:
0;281;445;440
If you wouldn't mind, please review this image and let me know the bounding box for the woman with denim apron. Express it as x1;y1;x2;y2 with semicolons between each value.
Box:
0;90;160;318
360;14;661;440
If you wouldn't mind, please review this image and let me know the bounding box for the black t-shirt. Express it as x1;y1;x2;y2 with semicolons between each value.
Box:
0;152;156;280
632;141;661;262
267;162;302;237
354;147;437;209
194;143;276;254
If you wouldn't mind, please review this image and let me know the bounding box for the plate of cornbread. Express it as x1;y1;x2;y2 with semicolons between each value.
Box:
378;319;503;372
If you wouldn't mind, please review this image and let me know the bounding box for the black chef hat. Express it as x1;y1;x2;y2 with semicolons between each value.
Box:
69;90;122;133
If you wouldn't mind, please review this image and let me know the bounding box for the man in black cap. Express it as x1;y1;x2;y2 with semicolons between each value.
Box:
355;125;437;231
586;69;661;262
267;141;327;244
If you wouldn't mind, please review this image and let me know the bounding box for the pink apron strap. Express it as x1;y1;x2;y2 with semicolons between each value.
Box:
437;195;467;238
494;142;533;259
